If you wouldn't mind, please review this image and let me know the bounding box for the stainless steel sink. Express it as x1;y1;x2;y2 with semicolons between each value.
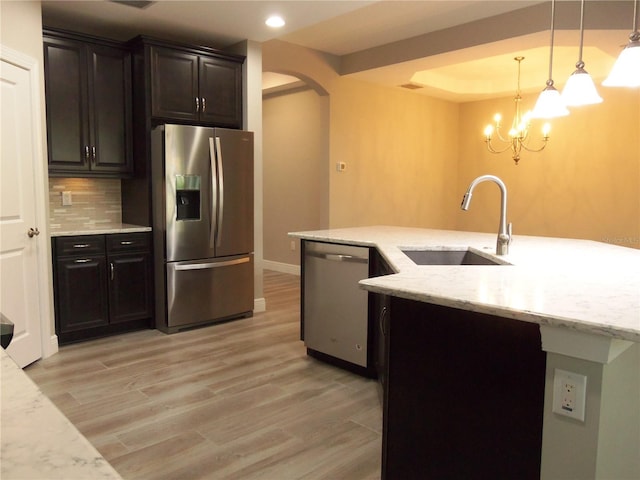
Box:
401;249;506;265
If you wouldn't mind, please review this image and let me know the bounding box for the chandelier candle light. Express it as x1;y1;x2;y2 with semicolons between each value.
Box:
484;57;551;165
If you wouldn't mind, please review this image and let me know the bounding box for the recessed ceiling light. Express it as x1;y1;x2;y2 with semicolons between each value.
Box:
265;15;285;28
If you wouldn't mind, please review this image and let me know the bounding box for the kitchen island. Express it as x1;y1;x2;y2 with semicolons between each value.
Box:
291;226;640;479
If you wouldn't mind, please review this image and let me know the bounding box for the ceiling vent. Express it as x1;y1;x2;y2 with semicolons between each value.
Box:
110;1;155;9
400;83;424;90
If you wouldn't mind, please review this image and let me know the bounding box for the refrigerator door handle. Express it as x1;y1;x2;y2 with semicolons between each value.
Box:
215;136;225;248
208;137;218;249
174;257;250;271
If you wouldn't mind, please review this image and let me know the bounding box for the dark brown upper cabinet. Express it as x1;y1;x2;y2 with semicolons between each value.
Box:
43;29;133;177
143;40;243;128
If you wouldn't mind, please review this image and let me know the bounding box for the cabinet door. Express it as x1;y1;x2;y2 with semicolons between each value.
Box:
150;46;199;121
55;256;108;333
43;37;90;173
88;44;133;174
199;56;242;127
108;252;152;323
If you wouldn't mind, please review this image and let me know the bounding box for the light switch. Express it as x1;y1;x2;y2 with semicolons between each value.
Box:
62;191;72;206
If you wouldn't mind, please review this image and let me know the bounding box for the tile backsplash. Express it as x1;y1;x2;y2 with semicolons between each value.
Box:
49;178;122;232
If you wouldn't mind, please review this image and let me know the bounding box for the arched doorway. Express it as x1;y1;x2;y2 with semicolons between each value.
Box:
262;71;330;273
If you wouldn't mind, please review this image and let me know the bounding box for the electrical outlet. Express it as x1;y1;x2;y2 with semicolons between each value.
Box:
290;240;296;251
336;162;346;172
552;369;587;422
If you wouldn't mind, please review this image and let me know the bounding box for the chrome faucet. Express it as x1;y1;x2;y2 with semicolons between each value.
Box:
461;174;512;255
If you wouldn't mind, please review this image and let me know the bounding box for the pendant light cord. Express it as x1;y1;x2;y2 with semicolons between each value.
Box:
547;0;556;84
576;0;585;67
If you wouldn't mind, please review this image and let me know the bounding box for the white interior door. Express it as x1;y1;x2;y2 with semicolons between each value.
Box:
1;47;48;367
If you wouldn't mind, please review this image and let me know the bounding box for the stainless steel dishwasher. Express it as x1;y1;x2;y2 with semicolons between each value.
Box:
303;241;370;368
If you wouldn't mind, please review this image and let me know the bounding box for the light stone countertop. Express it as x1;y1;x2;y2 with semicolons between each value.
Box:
290;226;640;343
0;349;122;480
50;223;151;237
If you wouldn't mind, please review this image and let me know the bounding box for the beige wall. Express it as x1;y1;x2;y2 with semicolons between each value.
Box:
264;40;640;265
457;88;640;248
329;77;459;229
263;88;329;266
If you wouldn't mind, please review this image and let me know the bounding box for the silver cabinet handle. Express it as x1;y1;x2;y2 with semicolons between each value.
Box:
110;262;114;281
74;258;92;264
73;243;90;248
27;227;40;238
84;146;90;161
195;97;200;112
91;146;96;162
120;241;134;245
201;97;206;112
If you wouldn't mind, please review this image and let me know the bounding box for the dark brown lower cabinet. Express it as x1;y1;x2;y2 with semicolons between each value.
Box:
107;252;151;324
55;254;109;333
382;297;546;480
53;233;152;344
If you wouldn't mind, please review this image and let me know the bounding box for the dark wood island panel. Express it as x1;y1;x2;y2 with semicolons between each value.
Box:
383;297;546;479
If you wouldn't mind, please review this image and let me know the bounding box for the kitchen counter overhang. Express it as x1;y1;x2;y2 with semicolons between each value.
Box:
50;223;152;237
290;226;640;345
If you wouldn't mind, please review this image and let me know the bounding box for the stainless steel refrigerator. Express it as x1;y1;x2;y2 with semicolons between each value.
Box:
151;124;254;333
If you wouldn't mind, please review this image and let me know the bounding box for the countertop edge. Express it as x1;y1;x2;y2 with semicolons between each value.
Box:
50;224;152;237
291;227;640;343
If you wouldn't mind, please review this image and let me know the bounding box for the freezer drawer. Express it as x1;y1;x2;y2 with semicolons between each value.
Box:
166;254;253;329
303;242;369;367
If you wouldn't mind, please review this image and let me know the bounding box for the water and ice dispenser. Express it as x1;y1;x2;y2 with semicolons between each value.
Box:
175;174;201;221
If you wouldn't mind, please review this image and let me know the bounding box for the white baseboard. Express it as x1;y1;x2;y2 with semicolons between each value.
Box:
254;297;266;313
44;334;59;359
263;260;300;276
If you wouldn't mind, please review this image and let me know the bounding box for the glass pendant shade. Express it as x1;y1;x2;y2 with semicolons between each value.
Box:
532;0;569;119
562;67;603;106
531;83;569;118
602;38;640;87
562;0;603;105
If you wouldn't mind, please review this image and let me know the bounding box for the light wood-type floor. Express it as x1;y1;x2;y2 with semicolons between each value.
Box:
26;271;382;480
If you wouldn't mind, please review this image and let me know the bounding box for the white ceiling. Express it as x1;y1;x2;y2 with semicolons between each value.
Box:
41;0;632;101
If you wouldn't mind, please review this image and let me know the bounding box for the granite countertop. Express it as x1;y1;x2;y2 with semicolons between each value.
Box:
290;226;640;343
50;223;152;237
0;349;121;480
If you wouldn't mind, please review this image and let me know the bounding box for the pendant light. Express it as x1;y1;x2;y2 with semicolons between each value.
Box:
531;0;569;118
561;0;603;106
603;0;640;87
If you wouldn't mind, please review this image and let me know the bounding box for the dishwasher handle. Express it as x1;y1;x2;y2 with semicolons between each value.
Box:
306;250;368;264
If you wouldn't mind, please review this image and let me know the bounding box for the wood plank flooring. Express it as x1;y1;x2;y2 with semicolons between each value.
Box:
25;271;382;480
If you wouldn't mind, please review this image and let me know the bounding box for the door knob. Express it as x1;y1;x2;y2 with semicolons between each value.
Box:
27;227;40;238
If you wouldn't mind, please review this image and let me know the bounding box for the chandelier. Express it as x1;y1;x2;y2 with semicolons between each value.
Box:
483;57;551;165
